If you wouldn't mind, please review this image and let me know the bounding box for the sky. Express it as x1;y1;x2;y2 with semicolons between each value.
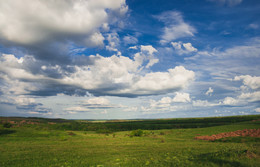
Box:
0;0;260;119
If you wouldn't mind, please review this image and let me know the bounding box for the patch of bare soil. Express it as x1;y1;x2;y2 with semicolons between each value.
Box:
194;129;260;141
67;132;76;136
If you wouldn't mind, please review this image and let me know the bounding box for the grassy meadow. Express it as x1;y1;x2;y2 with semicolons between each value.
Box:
0;115;260;167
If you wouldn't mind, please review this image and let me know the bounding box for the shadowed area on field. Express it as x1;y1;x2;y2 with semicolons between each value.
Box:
0;129;16;136
194;150;249;167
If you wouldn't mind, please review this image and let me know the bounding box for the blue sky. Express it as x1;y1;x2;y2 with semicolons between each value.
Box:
0;0;260;119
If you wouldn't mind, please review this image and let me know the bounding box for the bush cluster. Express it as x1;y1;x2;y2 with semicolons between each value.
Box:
3;122;12;128
130;129;144;137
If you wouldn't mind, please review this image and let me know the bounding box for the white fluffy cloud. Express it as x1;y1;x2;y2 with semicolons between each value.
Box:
192;97;238;107
157;11;196;44
141;45;158;55
140;92;191;113
156;93;191;104
159;97;173;104
194;73;260;108
106;33;121;55
172;92;191;103
129;66;194;96
238;91;260;102
222;97;239;105
133;45;159;69
219;91;260;106
0;0;127;46
0;52;195;97
171;41;197;55
64;56;194;96
183;43;198;52
234;75;260;90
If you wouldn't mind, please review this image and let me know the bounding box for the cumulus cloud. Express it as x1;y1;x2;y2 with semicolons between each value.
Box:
234;75;260;90
132;45;159;69
129;66;195;96
171;41;197;55
255;108;260;113
183;43;198;52
139;92;191;113
194;82;260;108
155;93;191;105
0;0;128;64
238;91;260;102
172;92;191;103
159;97;173;104
141;45;158;55
141;100;175;114
221;97;239;105
192;97;239;107
217;91;260;107
0;0;127;46
105;33;121;55
156;11;196;44
205;87;214;96
208;0;243;6
0;54;91;97
0;53;195;97
194;91;259;108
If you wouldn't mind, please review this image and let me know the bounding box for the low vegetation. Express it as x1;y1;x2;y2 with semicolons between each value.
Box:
0;115;260;166
3;122;12;128
130;129;144;137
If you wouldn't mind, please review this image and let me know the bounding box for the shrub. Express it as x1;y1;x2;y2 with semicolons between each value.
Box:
161;139;165;143
3;122;12;128
130;129;144;137
159;132;165;135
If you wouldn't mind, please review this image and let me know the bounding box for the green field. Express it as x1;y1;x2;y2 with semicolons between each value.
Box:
0;115;260;167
